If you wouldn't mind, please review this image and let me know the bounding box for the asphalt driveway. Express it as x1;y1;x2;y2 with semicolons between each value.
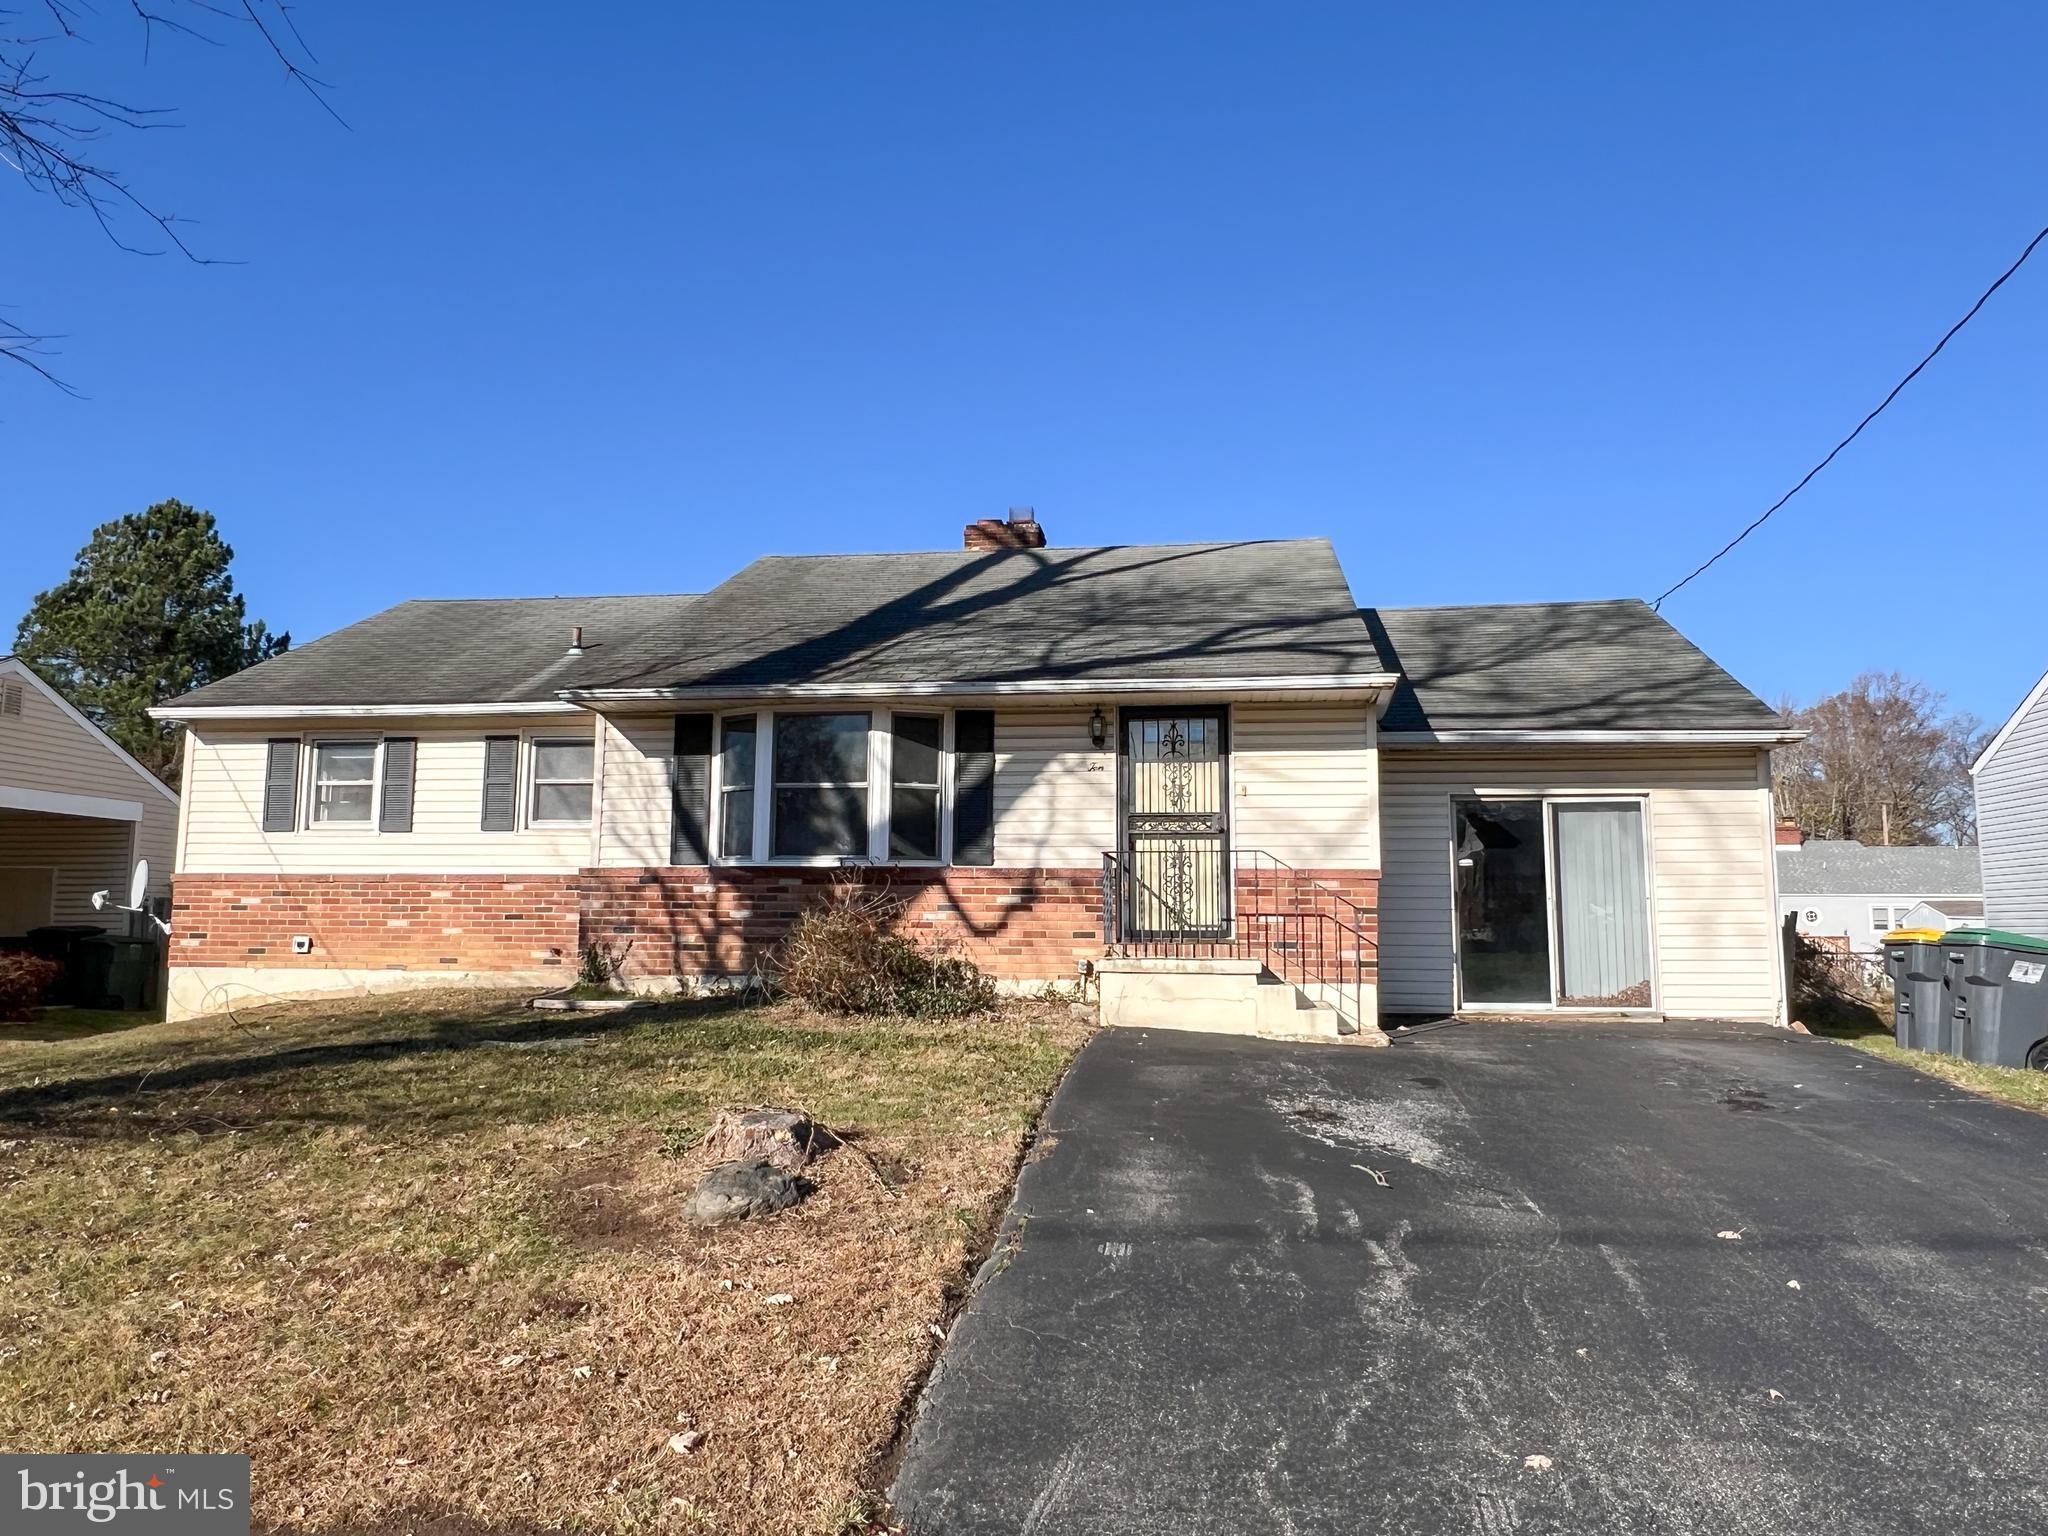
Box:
890;1020;2048;1535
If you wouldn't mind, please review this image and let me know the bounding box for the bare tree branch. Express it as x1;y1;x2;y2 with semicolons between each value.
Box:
2;0;332;389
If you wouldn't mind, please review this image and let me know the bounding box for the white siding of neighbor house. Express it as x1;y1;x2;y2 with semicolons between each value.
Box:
596;714;673;867
1780;892;1983;955
1379;747;1780;1021
1977;679;2048;937
178;716;598;874
0;662;177;921
1230;702;1377;868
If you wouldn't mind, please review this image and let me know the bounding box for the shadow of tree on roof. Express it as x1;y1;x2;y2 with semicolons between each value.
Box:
1362;601;1781;734
592;542;1385;693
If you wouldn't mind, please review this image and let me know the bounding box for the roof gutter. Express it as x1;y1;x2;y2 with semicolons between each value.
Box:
147;700;584;722
1379;728;1808;747
560;672;1402;704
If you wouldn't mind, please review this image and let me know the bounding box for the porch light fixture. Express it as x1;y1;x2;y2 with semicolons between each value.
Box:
1089;706;1109;750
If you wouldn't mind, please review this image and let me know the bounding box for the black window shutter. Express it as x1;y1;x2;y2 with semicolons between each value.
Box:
481;735;519;830
953;709;996;866
670;713;714;865
262;739;300;832
379;737;417;833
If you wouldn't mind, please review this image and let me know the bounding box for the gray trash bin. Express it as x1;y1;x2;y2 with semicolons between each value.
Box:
1943;929;2048;1070
1881;929;1950;1053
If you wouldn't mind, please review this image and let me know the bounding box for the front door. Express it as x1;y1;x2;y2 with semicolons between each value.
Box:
1120;711;1229;939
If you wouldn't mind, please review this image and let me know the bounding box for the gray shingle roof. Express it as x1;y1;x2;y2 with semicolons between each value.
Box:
163;595;699;709
1363;599;1781;733
575;539;1386;693
1776;841;1982;897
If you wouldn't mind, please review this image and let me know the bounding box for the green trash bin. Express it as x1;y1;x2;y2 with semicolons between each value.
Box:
1881;929;1950;1054
1942;929;2048;1070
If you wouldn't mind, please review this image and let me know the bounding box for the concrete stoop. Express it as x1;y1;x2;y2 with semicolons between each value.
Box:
1096;958;1383;1044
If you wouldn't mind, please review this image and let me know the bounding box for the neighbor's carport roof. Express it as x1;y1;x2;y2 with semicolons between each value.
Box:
156;595;700;711
1363;598;1785;735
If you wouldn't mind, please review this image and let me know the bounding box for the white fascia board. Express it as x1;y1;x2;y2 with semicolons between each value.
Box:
0;782;143;822
0;656;180;806
562;673;1401;705
147;700;584;722
1378;728;1807;747
1971;666;2048;777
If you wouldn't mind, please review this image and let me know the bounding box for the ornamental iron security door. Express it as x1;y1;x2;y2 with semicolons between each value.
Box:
1120;710;1230;939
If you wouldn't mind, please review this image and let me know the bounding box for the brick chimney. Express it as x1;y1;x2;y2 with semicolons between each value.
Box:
964;506;1046;551
1775;821;1805;847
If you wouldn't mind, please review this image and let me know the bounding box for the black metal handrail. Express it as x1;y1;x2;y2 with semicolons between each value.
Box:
1100;846;1378;1033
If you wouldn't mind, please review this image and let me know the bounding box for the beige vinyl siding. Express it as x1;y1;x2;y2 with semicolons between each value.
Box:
0;664;177;915
596;714;674;867
1379;747;1779;1020
0;809;149;927
179;716;596;874
993;708;1115;867
1977;682;2048;935
1231;702;1377;868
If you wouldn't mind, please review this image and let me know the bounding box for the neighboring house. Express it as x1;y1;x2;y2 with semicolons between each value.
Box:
1775;828;1983;954
149;514;1799;1032
1973;667;2048;937
0;655;179;936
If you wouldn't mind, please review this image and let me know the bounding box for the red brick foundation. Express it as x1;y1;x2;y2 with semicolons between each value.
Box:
170;866;1379;988
580;866;1106;983
169;875;582;973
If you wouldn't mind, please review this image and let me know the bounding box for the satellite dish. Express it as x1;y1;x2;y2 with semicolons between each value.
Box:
89;859;170;936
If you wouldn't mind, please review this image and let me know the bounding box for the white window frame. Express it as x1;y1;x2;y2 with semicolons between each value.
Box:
526;733;596;828
711;707;955;867
304;737;382;831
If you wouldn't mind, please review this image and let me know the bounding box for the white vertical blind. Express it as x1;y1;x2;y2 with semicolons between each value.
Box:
1554;802;1652;1006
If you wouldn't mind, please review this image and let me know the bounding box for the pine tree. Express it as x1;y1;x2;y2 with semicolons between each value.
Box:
13;500;289;783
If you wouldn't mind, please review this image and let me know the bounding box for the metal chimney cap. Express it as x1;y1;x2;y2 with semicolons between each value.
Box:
1006;505;1037;524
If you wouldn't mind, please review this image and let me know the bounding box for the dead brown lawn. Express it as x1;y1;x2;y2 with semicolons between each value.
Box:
0;989;1088;1534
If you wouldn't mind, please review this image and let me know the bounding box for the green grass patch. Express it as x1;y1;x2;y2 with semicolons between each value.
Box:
1806;994;2048;1115
0;986;1087;1534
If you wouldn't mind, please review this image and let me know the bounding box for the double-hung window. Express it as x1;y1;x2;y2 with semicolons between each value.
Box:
310;741;377;825
889;714;944;861
530;739;595;825
771;712;871;858
717;715;758;858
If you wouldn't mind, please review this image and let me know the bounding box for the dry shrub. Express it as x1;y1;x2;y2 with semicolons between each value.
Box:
0;953;62;1020
774;884;996;1019
1792;932;1889;1028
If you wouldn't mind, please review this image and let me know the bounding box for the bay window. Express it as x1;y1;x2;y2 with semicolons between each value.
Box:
713;709;960;864
770;712;871;858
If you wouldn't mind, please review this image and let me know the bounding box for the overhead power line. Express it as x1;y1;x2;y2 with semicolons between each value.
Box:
1652;218;2048;611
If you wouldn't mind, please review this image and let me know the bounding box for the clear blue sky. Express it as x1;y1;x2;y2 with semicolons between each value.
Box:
6;2;2044;727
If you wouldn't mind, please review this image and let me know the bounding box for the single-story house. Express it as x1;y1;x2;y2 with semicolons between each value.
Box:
1973;666;2048;937
1776;828;1983;954
149;514;1799;1034
1;654;178;936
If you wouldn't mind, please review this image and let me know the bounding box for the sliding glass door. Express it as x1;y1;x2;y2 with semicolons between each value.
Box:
1453;801;1553;1005
1453;798;1654;1011
1552;803;1653;1007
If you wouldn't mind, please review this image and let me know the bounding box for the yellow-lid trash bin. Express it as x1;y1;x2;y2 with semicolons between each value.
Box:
1880;930;1952;1053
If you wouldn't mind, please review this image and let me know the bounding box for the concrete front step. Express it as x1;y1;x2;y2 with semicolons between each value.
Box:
1097;957;1380;1043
